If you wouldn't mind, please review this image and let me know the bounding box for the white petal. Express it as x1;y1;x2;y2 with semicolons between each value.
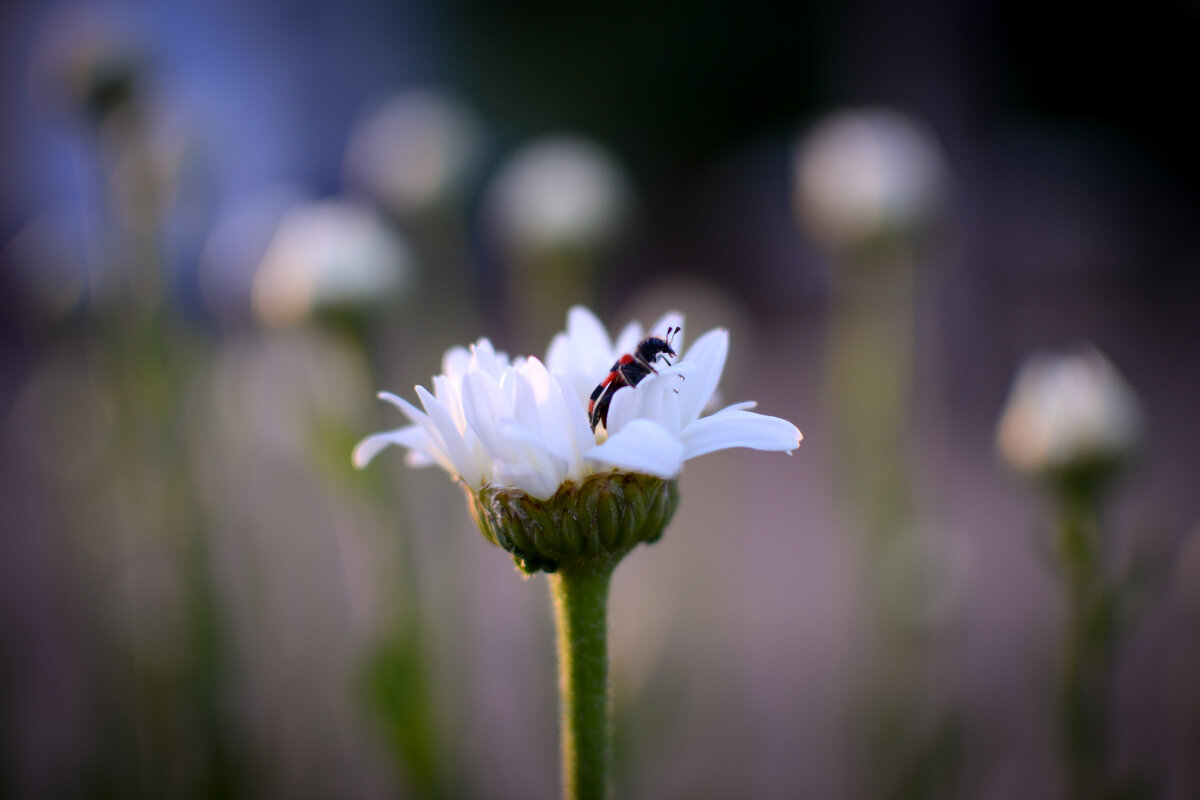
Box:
379;390;429;425
434;373;488;467
433;374;466;428
558;372;601;410
511;361;548;441
612;320;643;360
548;311;602;375
554;374;598;466
676;328;728;424
548;306;615;381
516;357;576;463
464;364;574;494
350;434;393;472
646;370;685;431
415;385;483;486
709;400;758;414
471;338;508;377
599;376;641;435
585;418;686;479
600;367;685;436
376;391;457;473
567;305;613;353
494;463;562;502
681;407;803;460
405;450;435;467
462;371;518;463
352;425;432;468
499;420;570;482
442;346;473;381
545;332;573;375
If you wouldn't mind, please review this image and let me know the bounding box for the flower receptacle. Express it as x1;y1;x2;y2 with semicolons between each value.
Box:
467;471;679;575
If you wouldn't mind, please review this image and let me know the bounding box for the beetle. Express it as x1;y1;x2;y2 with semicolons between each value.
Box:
588;326;681;431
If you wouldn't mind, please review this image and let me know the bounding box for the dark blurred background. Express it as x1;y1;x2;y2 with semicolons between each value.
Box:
2;1;1198;798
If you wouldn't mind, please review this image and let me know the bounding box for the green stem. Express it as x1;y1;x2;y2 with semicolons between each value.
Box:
549;559;616;800
1056;494;1112;800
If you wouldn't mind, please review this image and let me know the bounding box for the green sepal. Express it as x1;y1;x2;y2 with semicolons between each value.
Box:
466;472;679;575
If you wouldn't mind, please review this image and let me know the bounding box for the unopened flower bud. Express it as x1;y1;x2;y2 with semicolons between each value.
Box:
996;344;1143;499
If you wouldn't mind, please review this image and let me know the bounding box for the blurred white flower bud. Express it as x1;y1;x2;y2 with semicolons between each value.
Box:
252;200;413;326
483;135;634;257
343;88;485;217
793;108;947;250
29;4;148;121
996;344;1143;486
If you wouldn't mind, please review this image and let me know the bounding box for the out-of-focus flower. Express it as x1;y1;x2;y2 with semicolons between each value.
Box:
482;136;634;257
793;108;947;250
251;200;414;326
354;306;801;572
343;88;485;218
996;344;1143;489
29;5;149;122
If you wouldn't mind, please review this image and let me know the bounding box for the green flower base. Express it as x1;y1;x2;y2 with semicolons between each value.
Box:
467;471;679;574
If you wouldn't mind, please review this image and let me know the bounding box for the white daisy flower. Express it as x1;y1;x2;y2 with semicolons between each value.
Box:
354;305;802;501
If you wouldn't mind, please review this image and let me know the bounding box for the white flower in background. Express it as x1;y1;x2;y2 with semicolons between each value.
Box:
793;107;947;249
252;200;414;326
996;344;1143;479
29;4;146;120
354;306;802;501
482;136;634;256
343;88;485;217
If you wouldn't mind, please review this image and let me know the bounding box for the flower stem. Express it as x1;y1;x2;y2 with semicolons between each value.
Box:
549;558;617;800
1055;492;1113;800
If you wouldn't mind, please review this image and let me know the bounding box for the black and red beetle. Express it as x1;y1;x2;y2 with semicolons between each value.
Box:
588;326;681;431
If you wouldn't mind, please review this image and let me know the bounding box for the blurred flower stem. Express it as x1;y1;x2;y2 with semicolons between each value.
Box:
550;560;617;800
1052;486;1113;800
825;246;960;799
354;389;450;799
827;250;916;542
796;107;959;799
312;310;452;798
113;319;234;798
61;45;239;792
